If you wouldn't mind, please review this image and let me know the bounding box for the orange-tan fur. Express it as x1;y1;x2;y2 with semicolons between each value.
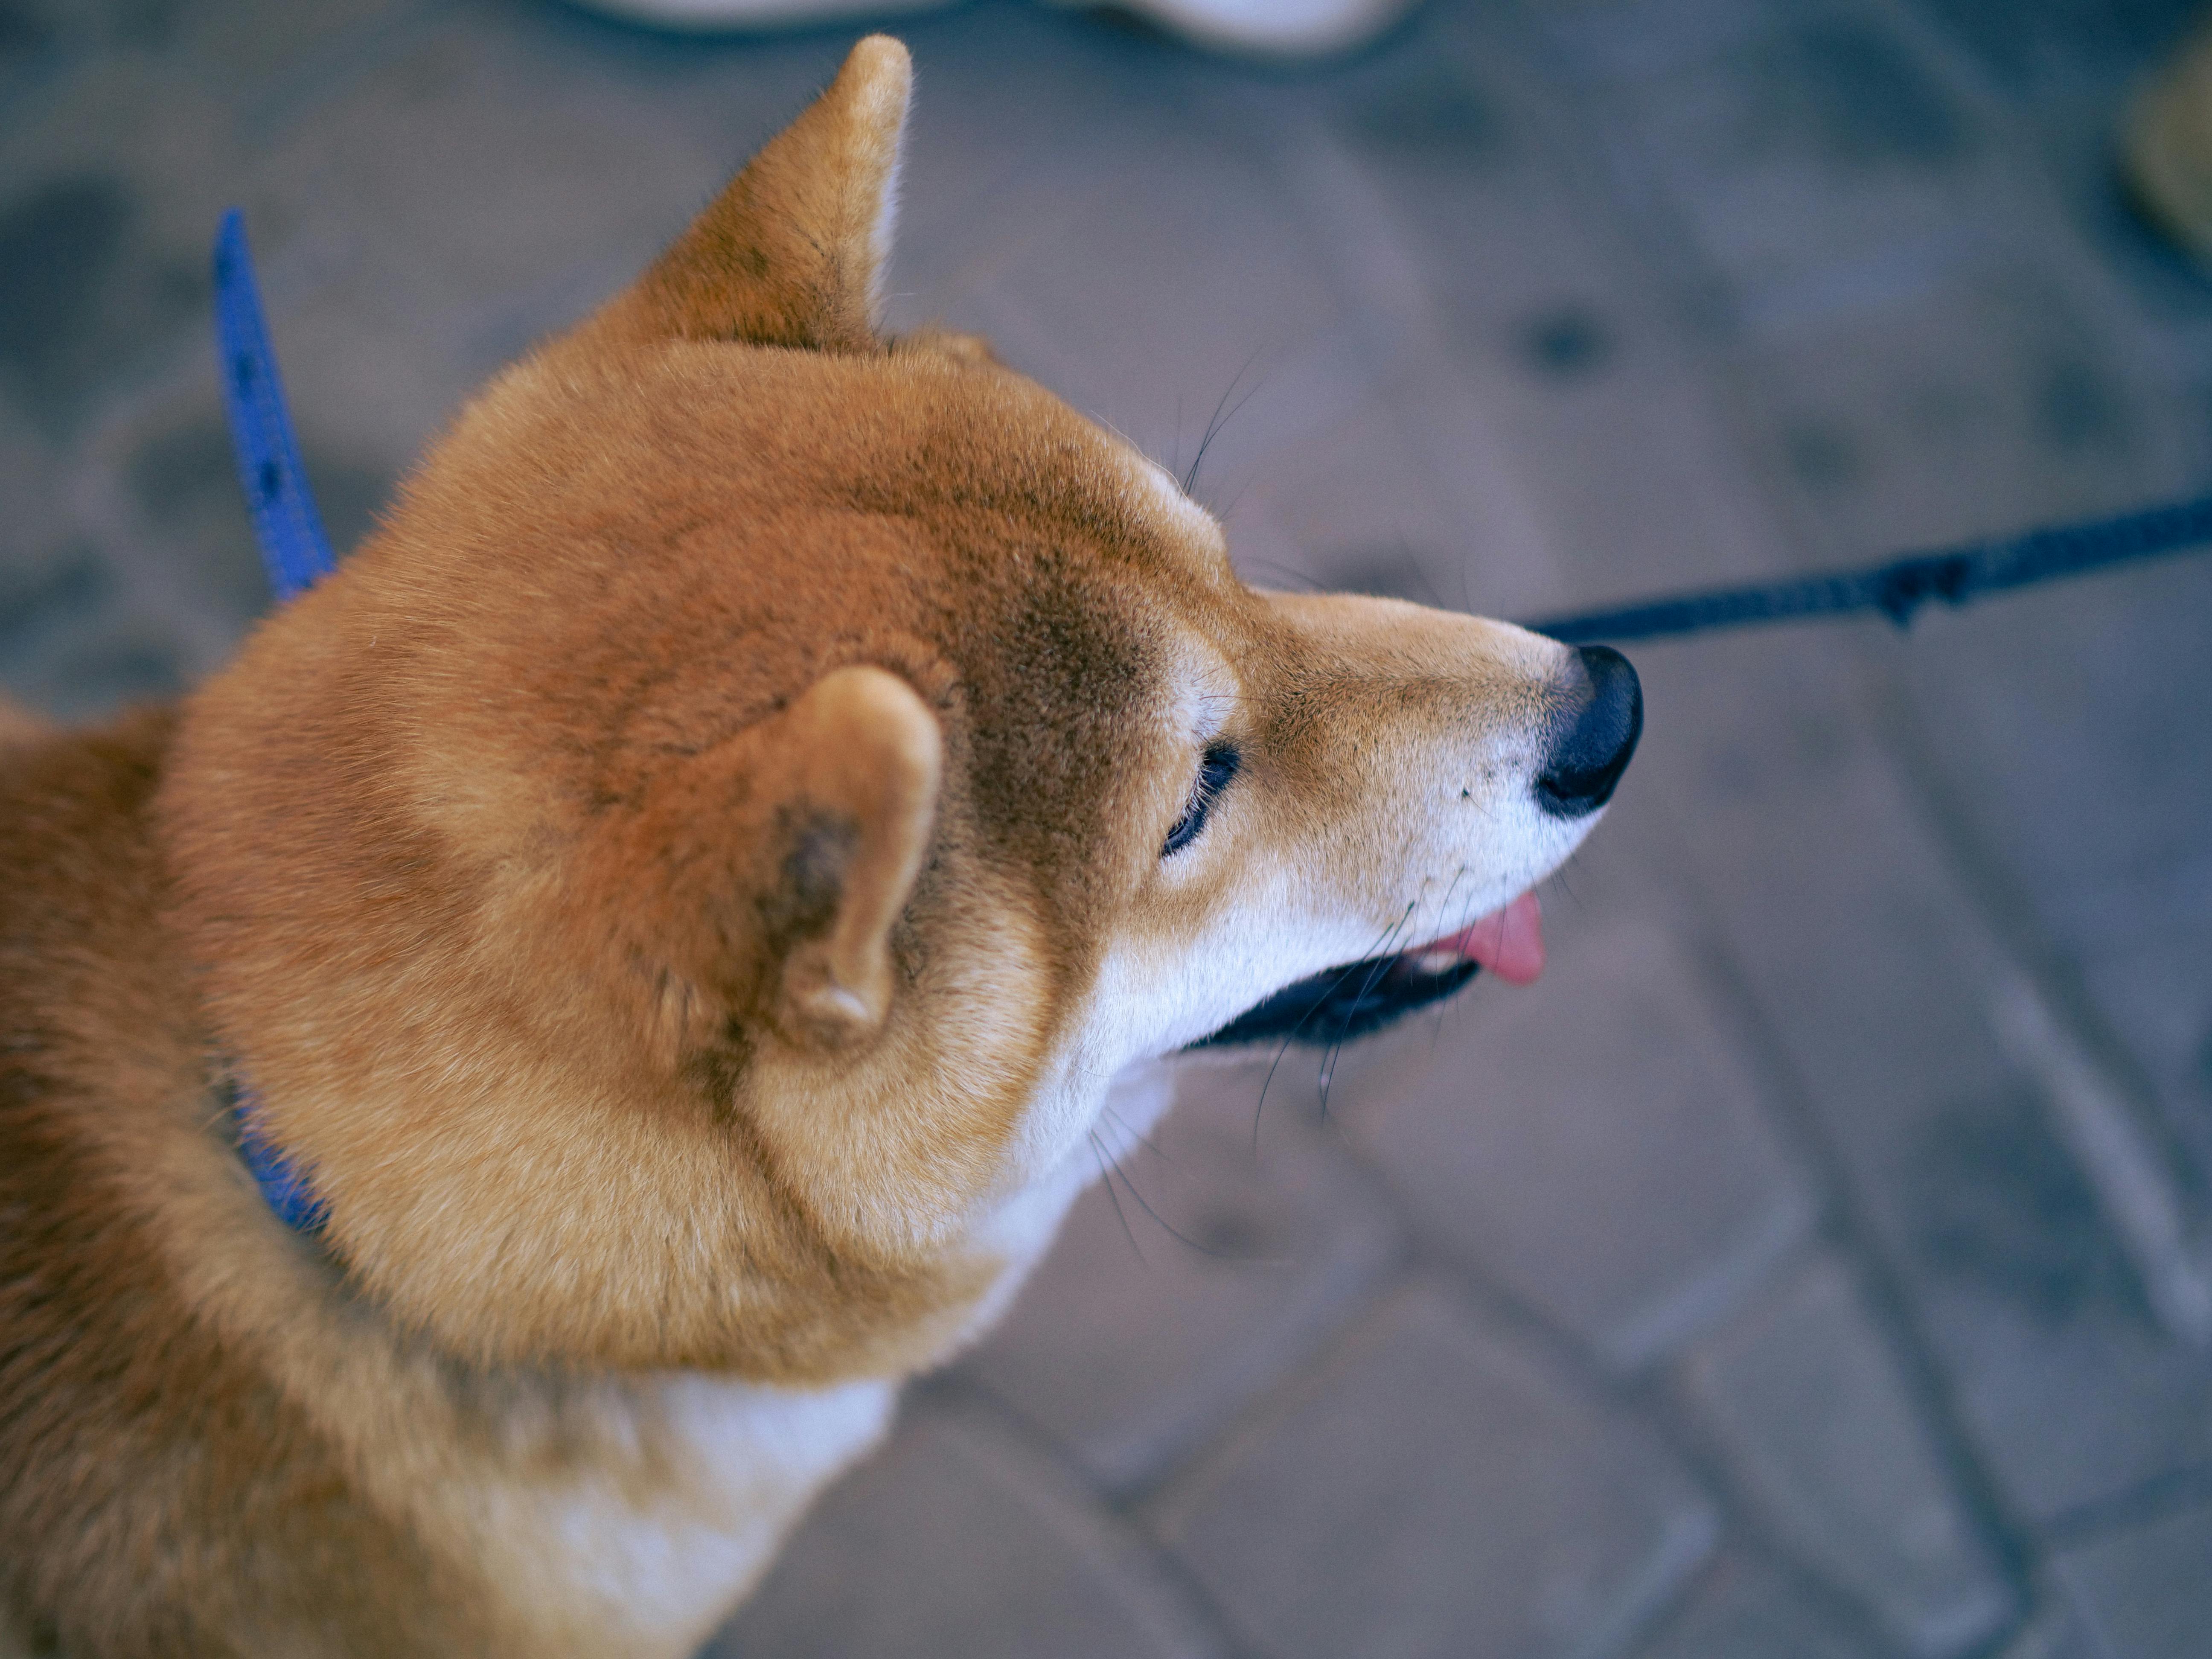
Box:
0;700;45;748
0;38;1615;1656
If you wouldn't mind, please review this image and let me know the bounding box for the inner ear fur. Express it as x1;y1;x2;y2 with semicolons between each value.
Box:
596;34;910;353
598;666;941;1053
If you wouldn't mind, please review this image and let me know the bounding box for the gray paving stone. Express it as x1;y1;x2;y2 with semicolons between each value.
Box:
1912;1271;2212;1537
1908;0;2201;93
0;402;190;717
1725;265;2185;562
1282;4;1799;613
1878;1050;2212;1527
1676;1252;2014;1657
1639;0;2212;1296
2077;927;2212;1191
958;1062;1402;1496
1578;0;1994;312
1628;1550;1876;1659
1220;384;1476;606
1345;907;1815;1370
0;0;192;111
1609;0;2212;1494
1996;1602;2100;1659
0;532;171;718
2052;1501;2212;1659
0;57;240;437
1429;326;1790;617
1901;1073;2173;1330
1612;630;2023;1140
252;15;723;326
927;123;1363;487
1883;564;2212;951
704;1394;1229;1659
1228;307;1569;621
1197;115;1575;621
1623;626;2212;1519
1150;1282;1718;1659
882;3;1217;333
172;0;430;99
93;388;380;637
0;0;60;111
1878;557;2212;1190
0;404;70;570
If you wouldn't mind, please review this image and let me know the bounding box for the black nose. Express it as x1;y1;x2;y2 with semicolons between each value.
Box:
1536;645;1642;819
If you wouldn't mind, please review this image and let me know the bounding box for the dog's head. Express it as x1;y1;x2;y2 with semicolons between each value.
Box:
161;37;1637;1378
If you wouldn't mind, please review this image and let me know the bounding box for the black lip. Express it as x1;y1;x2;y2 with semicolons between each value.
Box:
1187;951;1481;1050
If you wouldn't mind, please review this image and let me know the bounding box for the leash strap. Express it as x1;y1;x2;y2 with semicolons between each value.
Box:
1528;494;2212;644
213;209;337;604
213;210;336;1234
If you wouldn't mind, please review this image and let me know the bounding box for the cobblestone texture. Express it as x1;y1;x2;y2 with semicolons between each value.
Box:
2051;1499;2212;1659
1149;1284;1718;1659
5;0;2211;1654
960;1062;1404;1496
1676;1254;2014;1656
1346;904;1815;1369
707;1393;1232;1659
1996;1602;2100;1659
1630;1550;1878;1659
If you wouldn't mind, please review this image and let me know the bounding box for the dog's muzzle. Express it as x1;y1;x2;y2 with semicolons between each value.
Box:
1190;643;1642;1051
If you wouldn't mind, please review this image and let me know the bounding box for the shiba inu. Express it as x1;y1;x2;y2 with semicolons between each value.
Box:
0;36;1638;1657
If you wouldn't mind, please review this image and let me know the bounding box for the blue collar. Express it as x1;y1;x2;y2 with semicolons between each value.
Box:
225;1077;331;1236
213;210;340;1234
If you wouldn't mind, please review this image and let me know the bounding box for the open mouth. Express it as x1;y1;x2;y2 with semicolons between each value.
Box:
1190;892;1544;1050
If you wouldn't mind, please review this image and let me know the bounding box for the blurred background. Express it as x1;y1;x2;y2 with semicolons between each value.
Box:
4;0;2212;1654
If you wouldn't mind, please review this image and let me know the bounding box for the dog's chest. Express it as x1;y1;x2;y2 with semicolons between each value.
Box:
466;1373;894;1659
451;1063;1178;1655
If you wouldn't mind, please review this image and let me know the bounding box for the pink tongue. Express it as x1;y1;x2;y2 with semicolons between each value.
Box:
1437;892;1545;986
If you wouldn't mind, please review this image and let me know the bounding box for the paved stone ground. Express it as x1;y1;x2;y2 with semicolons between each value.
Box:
4;0;2210;1653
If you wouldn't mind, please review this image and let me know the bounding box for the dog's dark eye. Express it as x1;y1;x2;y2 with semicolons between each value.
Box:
1163;743;1240;857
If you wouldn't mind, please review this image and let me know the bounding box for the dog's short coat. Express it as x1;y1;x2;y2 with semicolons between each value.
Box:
0;38;1636;1656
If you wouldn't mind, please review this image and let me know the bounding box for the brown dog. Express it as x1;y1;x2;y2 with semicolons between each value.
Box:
0;36;1638;1656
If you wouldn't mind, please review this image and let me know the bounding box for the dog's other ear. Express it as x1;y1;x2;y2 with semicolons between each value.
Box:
602;667;941;1052
598;35;910;354
757;667;940;1047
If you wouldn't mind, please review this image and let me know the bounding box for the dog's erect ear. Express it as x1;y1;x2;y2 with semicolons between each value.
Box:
599;35;910;353
602;667;941;1052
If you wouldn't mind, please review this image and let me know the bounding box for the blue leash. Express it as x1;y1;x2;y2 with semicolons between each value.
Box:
211;211;336;1234
207;210;2212;1234
213;210;337;604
